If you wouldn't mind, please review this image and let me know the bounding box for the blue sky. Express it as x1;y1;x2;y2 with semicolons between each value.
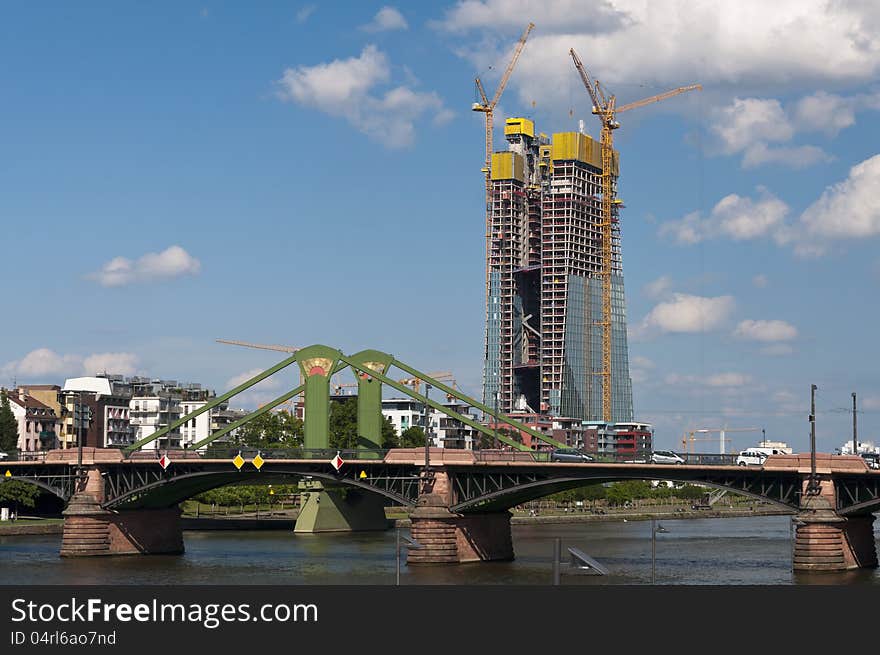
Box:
2;1;879;453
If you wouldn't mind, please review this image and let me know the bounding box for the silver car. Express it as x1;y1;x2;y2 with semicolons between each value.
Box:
650;450;686;465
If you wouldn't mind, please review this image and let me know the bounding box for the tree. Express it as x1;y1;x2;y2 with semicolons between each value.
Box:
0;480;41;509
381;417;398;448
235;410;303;450
0;391;18;453
329;397;358;449
399;426;426;448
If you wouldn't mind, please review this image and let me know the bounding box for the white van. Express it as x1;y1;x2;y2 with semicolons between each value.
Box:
736;449;768;466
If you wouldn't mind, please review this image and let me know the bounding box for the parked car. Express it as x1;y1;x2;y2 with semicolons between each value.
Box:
860;452;880;470
650;450;686;465
0;451;8;460
550;448;594;463
736;449;769;466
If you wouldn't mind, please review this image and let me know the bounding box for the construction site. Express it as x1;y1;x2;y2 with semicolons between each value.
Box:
476;25;700;438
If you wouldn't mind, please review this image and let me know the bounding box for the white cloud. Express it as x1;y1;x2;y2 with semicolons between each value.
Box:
664;371;752;388
800;154;880;239
361;6;408;32
752;274;768;288
642;275;672;299
82;353;139;376
706;373;752;388
629;355;654;384
660;155;880;255
436;1;880;118
709;97;835;169
760;343;794;356
793;90;880;136
2;348;140;380
660;188;789;245
225;369;284;391
89;245;201;287
277;45;452;148
638;293;735;335
295;4;316;24
740;142;832;169
734;319;798;342
226;368;291;409
711;98;792;154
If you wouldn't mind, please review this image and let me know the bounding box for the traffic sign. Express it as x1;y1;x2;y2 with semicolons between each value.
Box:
252;454;265;470
159;455;172;470
4;470;10;478
359;470;367;479
330;452;344;471
233;453;245;470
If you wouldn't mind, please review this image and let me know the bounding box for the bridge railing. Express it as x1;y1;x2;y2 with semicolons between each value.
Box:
473;449;550;462
1;450;49;462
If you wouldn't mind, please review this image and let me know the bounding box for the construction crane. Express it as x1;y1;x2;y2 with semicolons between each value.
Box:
569;48;701;422
332;382;358;395
399;371;455;395
216;338;302;412
473;22;534;340
681;427;764;454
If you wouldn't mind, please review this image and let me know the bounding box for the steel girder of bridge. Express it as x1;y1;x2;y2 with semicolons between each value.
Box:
99;460;422;510
1;464;80;502
445;465;805;513
835;474;880;515
121;344;569;458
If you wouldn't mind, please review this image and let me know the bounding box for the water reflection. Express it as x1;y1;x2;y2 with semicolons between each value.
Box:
1;516;877;585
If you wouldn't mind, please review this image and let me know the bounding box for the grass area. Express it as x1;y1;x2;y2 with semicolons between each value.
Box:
180;500;295;517
1;517;63;525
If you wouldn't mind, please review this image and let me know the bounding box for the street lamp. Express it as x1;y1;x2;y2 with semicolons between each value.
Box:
396;528;423;585
651;518;669;585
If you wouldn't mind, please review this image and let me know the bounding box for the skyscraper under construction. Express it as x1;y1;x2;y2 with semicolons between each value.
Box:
483;118;633;422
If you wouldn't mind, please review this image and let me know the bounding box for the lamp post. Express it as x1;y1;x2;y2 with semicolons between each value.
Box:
651;518;668;585
424;384;432;471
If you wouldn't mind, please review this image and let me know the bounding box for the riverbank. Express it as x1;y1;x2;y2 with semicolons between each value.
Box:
0;518;63;535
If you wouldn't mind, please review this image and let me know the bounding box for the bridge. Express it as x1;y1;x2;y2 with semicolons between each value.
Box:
3;344;879;572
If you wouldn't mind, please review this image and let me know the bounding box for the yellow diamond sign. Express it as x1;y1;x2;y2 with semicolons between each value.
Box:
252;454;265;470
232;454;245;470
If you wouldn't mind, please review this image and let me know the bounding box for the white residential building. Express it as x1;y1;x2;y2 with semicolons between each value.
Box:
381;397;480;450
130;395;182;451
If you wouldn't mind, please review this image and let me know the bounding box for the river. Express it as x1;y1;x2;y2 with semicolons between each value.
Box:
1;515;878;585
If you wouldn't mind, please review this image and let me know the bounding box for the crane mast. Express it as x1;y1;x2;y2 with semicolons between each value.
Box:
473;23;534;406
569;48;701;421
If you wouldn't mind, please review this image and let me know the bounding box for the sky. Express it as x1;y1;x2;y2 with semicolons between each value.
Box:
1;1;879;453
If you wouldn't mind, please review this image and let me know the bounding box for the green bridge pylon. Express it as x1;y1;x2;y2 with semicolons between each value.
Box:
347;349;394;454
295;345;342;451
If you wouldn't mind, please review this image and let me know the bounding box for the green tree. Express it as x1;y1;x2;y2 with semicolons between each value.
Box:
399;426;426;448
0;391;18;453
0;480;41;509
235;410;303;450
381;417;398;448
329;397;358;449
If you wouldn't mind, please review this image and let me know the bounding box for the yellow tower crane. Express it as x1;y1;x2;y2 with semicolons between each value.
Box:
569;48;701;421
472;22;534;324
398;371;455;395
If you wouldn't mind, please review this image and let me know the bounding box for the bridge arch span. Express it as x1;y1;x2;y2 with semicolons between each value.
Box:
103;468;415;510
449;470;800;514
0;475;70;502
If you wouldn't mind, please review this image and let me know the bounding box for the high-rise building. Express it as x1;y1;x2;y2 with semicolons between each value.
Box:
483;118;633;422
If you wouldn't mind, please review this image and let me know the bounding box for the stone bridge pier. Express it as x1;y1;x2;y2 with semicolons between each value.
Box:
59;450;184;557
769;454;878;572
402;453;513;564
